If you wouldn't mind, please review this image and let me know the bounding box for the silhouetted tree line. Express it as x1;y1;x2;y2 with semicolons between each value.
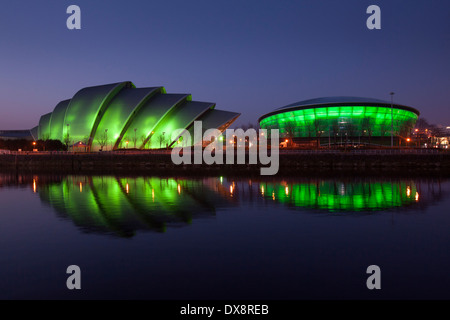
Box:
0;139;66;151
415;118;447;137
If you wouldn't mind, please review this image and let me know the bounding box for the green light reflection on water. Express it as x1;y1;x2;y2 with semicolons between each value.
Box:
37;176;422;237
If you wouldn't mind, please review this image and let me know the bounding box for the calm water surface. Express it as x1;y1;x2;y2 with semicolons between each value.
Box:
0;173;449;299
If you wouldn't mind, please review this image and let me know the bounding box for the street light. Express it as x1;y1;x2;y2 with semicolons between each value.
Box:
390;92;394;148
105;129;108;151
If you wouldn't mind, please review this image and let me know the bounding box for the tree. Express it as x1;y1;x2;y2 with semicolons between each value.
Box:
330;119;340;147
283;121;296;138
430;125;446;137
345;122;358;145
63;133;71;149
415;118;429;130
158;133;166;149
283;121;296;147
96;131;108;151
82;136;90;145
133;128;138;148
305;121;314;139
38;139;66;151
313;119;326;148
379;123;389;138
361;117;374;145
241;122;257;131
399;120;414;138
263;124;275;142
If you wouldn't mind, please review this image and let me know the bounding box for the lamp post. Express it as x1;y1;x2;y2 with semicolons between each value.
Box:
134;128;137;148
390;92;394;148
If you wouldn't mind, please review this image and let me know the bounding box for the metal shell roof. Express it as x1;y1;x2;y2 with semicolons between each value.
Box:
37;82;240;150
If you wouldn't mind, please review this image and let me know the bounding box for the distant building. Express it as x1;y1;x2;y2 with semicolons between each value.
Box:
259;96;420;146
0;130;35;141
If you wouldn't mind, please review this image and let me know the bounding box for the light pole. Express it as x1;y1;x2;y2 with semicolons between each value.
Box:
134;128;137;148
390;92;394;148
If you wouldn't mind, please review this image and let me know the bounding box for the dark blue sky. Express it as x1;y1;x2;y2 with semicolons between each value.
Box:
0;0;449;129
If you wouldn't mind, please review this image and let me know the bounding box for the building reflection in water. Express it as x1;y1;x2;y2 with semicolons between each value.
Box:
35;176;237;238
254;180;424;212
0;174;446;237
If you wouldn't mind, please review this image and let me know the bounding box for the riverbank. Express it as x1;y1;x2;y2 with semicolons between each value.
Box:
1;149;450;176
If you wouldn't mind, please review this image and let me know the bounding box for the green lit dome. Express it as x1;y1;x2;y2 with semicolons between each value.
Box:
37;82;240;151
258;96;420;140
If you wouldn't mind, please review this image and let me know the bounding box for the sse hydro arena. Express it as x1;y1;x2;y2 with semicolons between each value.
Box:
258;96;420;146
35;82;240;151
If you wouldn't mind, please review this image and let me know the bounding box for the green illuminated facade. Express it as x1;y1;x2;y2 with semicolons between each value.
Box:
37;82;240;151
258;97;420;141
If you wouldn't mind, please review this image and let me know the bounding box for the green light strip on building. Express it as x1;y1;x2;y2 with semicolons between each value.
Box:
259;106;418;137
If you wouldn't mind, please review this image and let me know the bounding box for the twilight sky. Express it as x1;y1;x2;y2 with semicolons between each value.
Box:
0;0;449;130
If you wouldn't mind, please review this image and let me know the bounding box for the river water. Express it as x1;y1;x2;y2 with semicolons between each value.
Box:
1;173;449;299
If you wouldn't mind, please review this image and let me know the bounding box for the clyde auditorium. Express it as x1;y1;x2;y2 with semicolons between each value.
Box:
35;82;240;151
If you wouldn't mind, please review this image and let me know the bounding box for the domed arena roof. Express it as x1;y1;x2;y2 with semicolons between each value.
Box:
259;96;419;122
